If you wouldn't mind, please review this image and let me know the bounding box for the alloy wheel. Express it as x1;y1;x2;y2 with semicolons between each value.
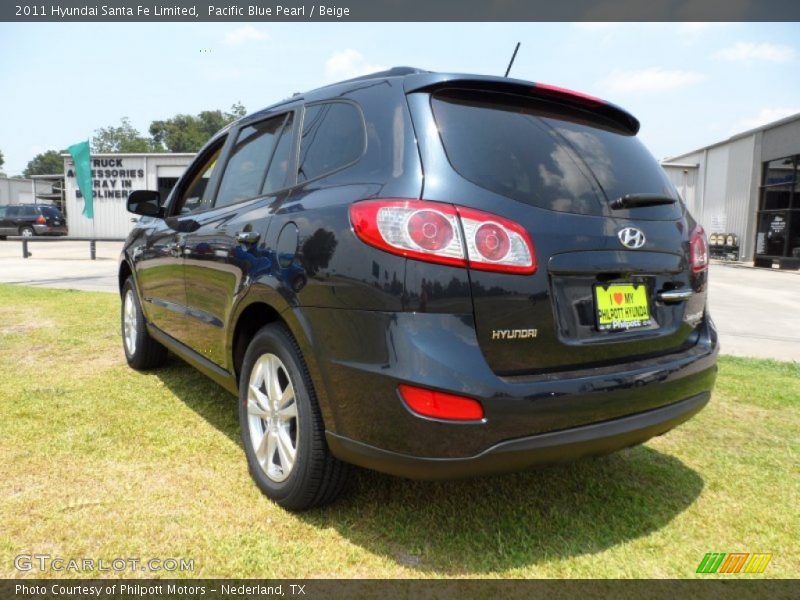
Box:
246;353;299;483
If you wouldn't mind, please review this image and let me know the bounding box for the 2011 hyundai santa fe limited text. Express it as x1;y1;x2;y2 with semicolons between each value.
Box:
120;67;718;510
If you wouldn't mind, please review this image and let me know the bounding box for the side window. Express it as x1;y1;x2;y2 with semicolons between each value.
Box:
173;140;225;215
298;102;365;183
215;113;291;208
262;115;295;194
0;206;6;218
6;206;19;217
23;206;38;217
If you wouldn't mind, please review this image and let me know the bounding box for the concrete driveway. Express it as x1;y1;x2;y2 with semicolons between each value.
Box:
707;263;800;361
0;241;797;361
0;240;122;293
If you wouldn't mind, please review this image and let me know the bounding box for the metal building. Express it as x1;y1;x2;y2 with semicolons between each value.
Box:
62;152;194;239
662;112;800;269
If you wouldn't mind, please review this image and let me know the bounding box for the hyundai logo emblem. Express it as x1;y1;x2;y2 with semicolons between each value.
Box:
618;227;646;249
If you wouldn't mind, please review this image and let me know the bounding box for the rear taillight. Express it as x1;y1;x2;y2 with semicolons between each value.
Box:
398;384;484;421
349;199;536;274
690;225;709;272
35;215;46;224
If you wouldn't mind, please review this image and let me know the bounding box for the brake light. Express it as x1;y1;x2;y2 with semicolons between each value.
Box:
533;82;606;106
690;225;709;272
398;384;484;421
349;199;536;274
35;215;46;224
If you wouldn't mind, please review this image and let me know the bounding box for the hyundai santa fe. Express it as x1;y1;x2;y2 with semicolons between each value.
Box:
120;67;718;510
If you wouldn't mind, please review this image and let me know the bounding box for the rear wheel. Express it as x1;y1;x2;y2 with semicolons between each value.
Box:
19;226;34;237
239;323;348;511
121;277;167;370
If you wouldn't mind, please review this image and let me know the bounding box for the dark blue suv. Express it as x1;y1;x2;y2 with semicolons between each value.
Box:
121;68;717;510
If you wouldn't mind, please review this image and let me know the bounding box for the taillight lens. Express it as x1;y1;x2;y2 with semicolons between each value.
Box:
690;225;708;272
398;384;484;421
36;215;46;224
349;199;536;274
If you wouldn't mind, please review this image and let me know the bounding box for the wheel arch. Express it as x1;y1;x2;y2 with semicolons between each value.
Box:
229;285;337;432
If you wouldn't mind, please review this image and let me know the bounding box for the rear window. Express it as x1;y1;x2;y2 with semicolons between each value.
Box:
431;91;681;219
40;206;62;217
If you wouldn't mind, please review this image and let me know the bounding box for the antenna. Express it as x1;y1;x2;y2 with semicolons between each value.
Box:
504;42;521;78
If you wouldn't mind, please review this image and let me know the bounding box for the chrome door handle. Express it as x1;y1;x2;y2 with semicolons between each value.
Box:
657;288;693;303
236;231;260;245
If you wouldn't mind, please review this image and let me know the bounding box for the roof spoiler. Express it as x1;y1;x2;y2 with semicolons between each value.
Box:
403;74;640;135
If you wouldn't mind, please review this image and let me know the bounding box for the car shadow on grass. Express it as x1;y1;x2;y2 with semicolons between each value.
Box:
155;359;704;575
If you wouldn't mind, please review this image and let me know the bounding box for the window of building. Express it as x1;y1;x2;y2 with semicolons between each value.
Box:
756;154;800;260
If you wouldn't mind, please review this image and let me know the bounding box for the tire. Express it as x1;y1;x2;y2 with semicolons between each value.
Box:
239;323;348;511
0;235;6;240
121;277;168;370
19;226;34;237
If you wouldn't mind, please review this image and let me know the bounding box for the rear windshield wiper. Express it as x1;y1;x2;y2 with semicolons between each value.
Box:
610;194;677;210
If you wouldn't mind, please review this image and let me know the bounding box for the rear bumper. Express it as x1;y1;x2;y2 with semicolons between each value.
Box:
33;225;67;235
327;391;710;479
297;307;717;469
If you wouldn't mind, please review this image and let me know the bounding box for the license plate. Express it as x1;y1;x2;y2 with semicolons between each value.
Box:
595;283;652;331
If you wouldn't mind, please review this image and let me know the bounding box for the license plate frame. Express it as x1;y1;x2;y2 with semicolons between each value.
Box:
594;283;652;332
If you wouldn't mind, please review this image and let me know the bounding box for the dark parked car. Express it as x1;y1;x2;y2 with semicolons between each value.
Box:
120;68;717;510
0;204;67;238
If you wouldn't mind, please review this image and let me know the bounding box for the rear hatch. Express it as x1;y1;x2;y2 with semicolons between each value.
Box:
40;206;64;227
408;81;706;375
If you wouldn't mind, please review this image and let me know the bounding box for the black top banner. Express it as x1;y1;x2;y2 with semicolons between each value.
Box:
4;0;800;22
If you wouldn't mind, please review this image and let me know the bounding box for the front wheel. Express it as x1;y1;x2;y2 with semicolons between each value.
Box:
19;226;34;237
239;324;348;511
121;277;167;370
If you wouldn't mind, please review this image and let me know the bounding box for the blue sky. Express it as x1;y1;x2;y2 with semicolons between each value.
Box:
0;21;798;175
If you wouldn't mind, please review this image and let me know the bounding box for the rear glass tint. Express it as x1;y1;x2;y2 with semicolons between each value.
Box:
431;91;682;219
298;102;365;183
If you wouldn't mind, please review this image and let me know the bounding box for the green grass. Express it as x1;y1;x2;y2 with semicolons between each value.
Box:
0;283;797;579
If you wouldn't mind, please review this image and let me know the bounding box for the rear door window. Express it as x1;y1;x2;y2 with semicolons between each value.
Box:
431;90;682;219
297;102;365;183
215;113;292;208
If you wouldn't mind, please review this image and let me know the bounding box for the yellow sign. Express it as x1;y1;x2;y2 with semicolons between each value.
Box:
595;284;651;331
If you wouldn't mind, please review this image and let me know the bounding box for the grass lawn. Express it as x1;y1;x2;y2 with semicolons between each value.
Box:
0;283;797;579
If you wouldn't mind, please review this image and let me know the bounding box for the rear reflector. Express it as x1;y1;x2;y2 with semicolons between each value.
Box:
349;199;536;274
398;384;484;421
690;225;709;272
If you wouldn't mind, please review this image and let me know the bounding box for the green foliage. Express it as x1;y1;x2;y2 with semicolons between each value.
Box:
23;149;65;177
0;149;4;170
92;117;156;153
149;103;247;152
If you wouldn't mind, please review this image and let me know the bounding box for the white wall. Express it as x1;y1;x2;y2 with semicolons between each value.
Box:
64;153;193;238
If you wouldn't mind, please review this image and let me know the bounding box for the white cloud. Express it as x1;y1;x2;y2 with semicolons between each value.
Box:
223;26;269;46
598;67;705;94
714;42;795;64
324;49;385;82
733;107;800;132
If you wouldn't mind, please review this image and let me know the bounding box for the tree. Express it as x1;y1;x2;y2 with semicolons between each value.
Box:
23;150;65;177
0;149;4;170
93;117;156;153
149;103;246;152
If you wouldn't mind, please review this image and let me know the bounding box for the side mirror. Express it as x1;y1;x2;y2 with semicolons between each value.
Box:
127;190;162;217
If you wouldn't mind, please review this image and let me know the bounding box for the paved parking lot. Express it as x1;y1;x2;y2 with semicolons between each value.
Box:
0;241;797;361
0;239;122;293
